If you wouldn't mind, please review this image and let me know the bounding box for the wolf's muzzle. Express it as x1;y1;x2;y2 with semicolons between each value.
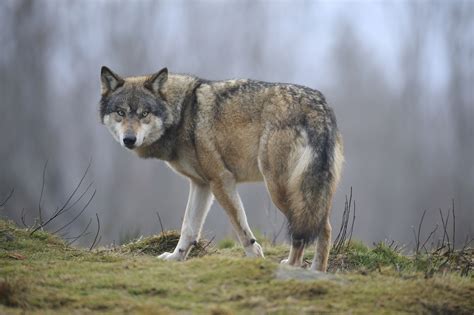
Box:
123;135;137;149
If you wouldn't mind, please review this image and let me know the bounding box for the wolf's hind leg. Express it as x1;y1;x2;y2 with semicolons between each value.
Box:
158;181;213;261
310;218;332;271
210;171;264;258
280;238;306;267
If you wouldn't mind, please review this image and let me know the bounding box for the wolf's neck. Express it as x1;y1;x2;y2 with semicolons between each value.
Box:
135;78;202;161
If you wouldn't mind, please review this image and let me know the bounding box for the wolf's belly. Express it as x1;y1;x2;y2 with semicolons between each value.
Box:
216;125;264;183
229;154;263;182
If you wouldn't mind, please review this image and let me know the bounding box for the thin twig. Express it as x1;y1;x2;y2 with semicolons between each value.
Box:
461;236;474;252
89;213;101;251
156;211;164;234
0;188;14;207
20;208;29;228
54;159;92;216
334;191;349;247
421;224;438;253
67;233;92;246
439;208;450;250
38;160;48;226
272;220;286;246
348;200;356;246
202;235;216;250
415;210;427;255
452;199;455;251
52;189;96;234
60;182;94;216
30;160;92;235
65;217;93;245
333;187;353;254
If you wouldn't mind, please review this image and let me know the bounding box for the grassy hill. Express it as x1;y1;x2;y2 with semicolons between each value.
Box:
1;219;473;314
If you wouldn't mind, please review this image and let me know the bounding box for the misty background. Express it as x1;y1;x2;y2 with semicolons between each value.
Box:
1;0;472;248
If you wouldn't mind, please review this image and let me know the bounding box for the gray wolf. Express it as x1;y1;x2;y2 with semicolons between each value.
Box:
99;66;343;271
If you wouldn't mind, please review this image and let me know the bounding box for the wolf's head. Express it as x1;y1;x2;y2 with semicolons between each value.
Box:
99;66;170;150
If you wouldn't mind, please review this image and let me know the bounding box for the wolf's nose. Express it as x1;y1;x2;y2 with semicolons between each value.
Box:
123;136;136;148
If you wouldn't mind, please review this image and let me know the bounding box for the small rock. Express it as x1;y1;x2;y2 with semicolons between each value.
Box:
275;264;341;282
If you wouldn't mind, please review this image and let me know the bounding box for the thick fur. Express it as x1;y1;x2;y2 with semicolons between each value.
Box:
99;66;343;271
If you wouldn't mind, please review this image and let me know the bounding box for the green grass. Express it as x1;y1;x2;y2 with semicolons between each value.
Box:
0;219;473;314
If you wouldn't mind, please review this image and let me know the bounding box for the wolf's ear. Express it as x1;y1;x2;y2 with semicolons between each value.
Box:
145;67;168;95
101;66;124;95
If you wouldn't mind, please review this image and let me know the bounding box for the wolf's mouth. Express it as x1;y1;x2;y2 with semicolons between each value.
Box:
123;136;137;149
124;143;135;149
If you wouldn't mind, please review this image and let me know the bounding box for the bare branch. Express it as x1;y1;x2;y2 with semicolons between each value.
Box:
89;213;101;251
415;209;427;255
452;199;455;250
55;159;92;216
52;189;96;234
65;217;93;246
156;211;164;234
272;220;286;246
30;160;92;235
202;235;216;250
0;188;14;207
60;182;94;216
439;208;450;250
333;187;354;254
348;200;356;245
461;236;474;252
421;224;438;252
20;208;28;228
38;160;48;226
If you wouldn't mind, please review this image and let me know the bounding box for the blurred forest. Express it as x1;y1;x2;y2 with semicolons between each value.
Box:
0;0;472;248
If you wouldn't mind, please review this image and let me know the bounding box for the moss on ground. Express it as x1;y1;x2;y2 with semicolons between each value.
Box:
120;230;210;258
0;219;473;314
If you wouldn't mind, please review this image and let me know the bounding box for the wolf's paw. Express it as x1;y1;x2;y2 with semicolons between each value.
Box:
280;258;307;268
244;241;265;258
157;251;184;261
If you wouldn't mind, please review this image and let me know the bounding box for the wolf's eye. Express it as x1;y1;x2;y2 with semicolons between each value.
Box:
141;111;149;118
117;110;125;117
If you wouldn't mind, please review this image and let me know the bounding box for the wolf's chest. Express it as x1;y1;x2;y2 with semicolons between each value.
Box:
166;154;206;183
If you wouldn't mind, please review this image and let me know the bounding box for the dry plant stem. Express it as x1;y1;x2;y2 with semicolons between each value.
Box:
38;160;48;226
452;199;455;250
348;200;356;245
333;187;354;254
89;213;101;251
60;182;94;216
66;218;93;246
439;208;450;251
272;220;285;246
202;236;215;250
156;211;165;234
0;188;14;207
421;224;438;254
20;208;28;228
414;209;427;255
30;160;92;235
52;189;96;234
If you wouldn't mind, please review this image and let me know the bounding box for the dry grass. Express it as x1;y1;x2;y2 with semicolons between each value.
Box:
0;218;473;314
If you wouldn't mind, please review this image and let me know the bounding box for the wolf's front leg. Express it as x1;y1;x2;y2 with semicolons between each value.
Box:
210;171;264;258
158;182;213;261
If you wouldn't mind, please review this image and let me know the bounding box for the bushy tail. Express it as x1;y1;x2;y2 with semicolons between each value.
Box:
286;131;344;244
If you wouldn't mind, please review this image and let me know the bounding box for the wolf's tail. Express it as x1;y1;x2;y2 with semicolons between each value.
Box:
286;125;344;245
